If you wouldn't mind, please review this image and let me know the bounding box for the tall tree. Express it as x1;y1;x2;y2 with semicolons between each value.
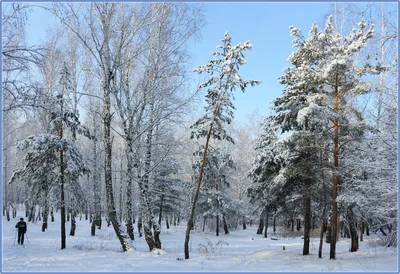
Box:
50;2;150;251
184;32;261;259
282;16;382;259
9;64;90;249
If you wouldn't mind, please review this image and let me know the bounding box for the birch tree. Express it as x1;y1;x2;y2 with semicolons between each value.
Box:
50;2;143;251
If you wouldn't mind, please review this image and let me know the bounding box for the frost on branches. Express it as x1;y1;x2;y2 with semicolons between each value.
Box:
185;32;261;259
190;32;261;143
9;134;89;208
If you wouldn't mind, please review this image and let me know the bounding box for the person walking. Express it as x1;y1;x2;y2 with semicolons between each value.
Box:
15;218;27;245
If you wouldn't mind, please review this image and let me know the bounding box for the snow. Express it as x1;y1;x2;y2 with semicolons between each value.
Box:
2;210;397;272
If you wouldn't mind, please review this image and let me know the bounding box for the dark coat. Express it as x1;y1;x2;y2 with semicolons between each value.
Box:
15;221;27;233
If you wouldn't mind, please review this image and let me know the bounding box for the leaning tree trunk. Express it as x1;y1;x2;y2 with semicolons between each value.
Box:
184;121;215;259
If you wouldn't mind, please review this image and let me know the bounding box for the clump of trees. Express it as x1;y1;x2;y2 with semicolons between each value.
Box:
249;3;397;259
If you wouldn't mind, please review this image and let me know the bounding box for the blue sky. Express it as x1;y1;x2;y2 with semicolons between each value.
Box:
22;2;335;123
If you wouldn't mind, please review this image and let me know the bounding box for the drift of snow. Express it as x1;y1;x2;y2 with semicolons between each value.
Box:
2;209;397;272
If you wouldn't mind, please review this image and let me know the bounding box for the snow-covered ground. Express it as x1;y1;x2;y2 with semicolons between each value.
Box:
2;212;397;272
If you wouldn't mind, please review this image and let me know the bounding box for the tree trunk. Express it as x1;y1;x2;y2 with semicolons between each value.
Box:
166;216;170;229
42;202;49;232
319;219;326;258
92;114;101;236
326;224;331;244
216;215;220;236
257;213;264;235
184;121;216;259
51;207;54;222
319;175;327;258
6;209;10;222
138;215;143;237
138;90;161;251
59;93;66;248
242;216;247;230
202;217;206;232
223;215;229;234
347;208;359;252
360;221;364;242
119;182;123;222
297;219;301;232
380;226;387;236
273;215;276;234
3;152;9;221
100;5;130;252
303;191;311;255
125;147;135;241
144;220;155;252
69;210;76;236
28;204;35;222
330;74;340;260
91;219;96;236
158;195;164;226
264;210;268;238
60;147;66;249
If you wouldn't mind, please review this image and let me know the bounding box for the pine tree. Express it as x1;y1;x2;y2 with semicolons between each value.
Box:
276;16;382;259
184;32;261;259
9;63;92;249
